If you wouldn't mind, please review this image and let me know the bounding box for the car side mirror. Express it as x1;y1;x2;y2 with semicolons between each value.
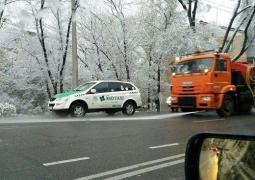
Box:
170;66;176;73
185;132;255;180
90;89;97;94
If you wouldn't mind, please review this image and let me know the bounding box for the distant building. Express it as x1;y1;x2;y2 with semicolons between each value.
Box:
247;44;255;64
199;20;247;62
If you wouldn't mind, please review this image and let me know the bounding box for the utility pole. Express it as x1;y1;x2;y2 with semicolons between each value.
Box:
72;0;78;89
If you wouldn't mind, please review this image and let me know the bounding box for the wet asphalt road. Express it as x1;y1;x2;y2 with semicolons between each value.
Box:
0;110;255;180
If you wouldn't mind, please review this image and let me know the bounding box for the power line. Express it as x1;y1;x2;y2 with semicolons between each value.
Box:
203;0;234;14
204;0;234;11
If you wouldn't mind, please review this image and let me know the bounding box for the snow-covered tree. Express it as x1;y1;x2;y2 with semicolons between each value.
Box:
219;0;255;61
0;0;218;114
77;0;143;82
137;0;218;111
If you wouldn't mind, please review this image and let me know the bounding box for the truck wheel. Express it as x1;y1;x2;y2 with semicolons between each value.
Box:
70;103;86;118
122;101;135;116
216;94;234;117
54;110;69;118
105;110;118;116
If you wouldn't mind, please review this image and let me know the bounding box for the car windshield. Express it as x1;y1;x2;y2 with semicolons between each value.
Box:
74;82;97;91
176;58;213;74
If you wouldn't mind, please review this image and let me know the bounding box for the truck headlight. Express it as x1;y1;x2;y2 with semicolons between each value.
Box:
202;96;211;101
170;96;176;101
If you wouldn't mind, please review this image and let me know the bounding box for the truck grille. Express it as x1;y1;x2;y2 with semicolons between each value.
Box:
182;86;194;92
178;97;196;107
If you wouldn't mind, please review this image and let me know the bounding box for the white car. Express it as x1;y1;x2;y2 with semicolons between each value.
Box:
166;96;171;107
48;80;142;118
166;96;179;112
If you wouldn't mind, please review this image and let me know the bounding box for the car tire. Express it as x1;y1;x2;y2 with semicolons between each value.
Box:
216;94;234;117
181;108;190;112
105;110;118;116
122;101;135;116
54;110;69;118
70;103;86;118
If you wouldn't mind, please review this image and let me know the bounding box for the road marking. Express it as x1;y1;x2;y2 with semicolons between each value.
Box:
0;111;199;124
74;153;185;180
43;157;89;166
0;125;53;130
103;159;185;180
193;119;225;123
149;143;180;149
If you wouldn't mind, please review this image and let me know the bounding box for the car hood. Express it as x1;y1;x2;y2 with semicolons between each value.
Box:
54;91;82;98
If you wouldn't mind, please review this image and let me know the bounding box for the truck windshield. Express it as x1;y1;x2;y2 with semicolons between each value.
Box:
74;82;97;91
176;58;213;74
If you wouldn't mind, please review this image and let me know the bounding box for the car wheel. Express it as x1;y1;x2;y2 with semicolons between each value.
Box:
105;110;118;116
70;103;86;118
122;101;135;116
54;110;69;118
171;107;179;112
216;94;234;117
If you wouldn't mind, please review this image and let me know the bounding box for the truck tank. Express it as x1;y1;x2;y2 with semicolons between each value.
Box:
231;62;255;106
231;62;255;83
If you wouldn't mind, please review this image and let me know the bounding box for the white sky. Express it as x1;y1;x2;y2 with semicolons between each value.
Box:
83;0;235;26
202;0;234;26
2;0;235;27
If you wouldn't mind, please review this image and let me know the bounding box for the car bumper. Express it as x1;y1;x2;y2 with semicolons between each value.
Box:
48;102;69;111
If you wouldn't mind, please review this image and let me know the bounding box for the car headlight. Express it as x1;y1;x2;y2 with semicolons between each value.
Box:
55;96;70;102
202;96;211;101
170;96;176;101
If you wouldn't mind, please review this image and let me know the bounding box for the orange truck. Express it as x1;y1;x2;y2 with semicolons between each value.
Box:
170;50;255;117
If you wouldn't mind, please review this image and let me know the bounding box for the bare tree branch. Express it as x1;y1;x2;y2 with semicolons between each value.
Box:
232;5;255;61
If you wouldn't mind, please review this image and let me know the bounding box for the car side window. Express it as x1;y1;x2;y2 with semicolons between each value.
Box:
109;82;123;92
124;83;135;91
93;82;109;93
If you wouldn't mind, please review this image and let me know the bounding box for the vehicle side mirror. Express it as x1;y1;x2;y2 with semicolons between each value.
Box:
185;132;255;180
90;89;97;94
170;66;176;73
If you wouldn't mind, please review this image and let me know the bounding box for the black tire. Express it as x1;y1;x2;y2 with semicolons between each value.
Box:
171;107;179;112
216;94;235;117
70;103;86;118
238;104;252;114
105;110;118;116
54;110;69;118
122;101;135;116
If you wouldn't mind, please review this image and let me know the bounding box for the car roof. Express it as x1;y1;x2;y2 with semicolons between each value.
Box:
90;80;133;84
